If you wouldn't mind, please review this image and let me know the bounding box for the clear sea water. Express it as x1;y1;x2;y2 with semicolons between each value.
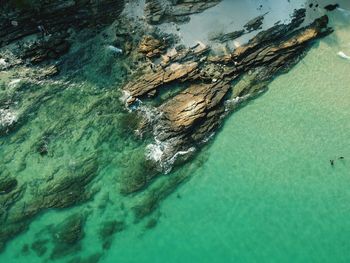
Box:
1;5;350;263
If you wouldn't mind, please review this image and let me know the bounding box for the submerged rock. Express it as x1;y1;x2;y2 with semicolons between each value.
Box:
0;174;17;195
99;220;125;249
51;213;85;259
145;0;221;24
324;4;339;11
31;239;48;257
210;30;245;43
244;13;267;32
0;0;125;47
20;34;70;63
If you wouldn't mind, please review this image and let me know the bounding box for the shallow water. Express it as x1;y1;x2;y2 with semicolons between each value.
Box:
99;11;350;263
1;3;350;263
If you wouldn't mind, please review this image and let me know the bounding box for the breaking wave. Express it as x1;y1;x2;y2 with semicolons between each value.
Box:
146;139;195;174
0;108;17;129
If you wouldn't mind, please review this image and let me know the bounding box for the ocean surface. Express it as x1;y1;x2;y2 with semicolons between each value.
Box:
1;3;350;263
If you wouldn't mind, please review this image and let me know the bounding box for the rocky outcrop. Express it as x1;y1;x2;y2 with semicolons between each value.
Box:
124;42;209;103
20;33;70;64
244;12;267;32
210;30;245;43
0;0;125;47
0;156;98;252
138;35;167;58
123;10;332;174
144;0;221;24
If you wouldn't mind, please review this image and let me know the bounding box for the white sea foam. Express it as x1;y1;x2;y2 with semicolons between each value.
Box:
146;139;166;163
146;138;195;174
224;94;250;112
201;132;215;143
139;105;161;123
120;90;131;104
0;58;7;68
337;51;350;60
8;79;21;88
0;108;17;128
337;7;350;16
107;45;123;54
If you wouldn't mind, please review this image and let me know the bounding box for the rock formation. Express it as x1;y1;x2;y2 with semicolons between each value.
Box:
123;9;333;174
0;0;335;258
0;0;125;47
145;0;221;24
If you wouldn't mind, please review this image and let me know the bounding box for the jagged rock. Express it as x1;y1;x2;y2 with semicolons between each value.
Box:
20;34;70;63
125;61;200;100
123;12;332;173
138;35;166;58
0;0;125;47
145;0;221;24
244;12;268;32
124;42;209;102
324;4;339;11
210;30;245;43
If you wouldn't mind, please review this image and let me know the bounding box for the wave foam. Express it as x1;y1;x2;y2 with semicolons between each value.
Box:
146;139;195;174
0;108;17;129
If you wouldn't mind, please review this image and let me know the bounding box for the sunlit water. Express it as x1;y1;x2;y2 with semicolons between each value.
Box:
1;6;350;263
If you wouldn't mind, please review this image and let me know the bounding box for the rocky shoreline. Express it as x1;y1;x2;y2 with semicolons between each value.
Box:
123;9;332;176
0;0;336;259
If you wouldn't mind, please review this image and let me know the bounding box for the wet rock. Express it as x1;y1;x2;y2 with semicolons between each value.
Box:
123;13;332;173
210;30;245;43
324;4;339;11
145;0;221;24
20;34;70;63
31;239;48;257
138;35;166;58
39;155;99;209
0;175;17;195
36;139;49;156
0;0;125;47
125;61;199;101
0;156;97;253
124;42;209;103
51;213;85;259
120;151;159;194
244;13;267;32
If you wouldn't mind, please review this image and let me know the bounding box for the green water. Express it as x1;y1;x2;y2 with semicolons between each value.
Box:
1;11;350;263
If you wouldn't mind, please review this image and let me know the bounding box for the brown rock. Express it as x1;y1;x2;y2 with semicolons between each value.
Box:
138;35;166;58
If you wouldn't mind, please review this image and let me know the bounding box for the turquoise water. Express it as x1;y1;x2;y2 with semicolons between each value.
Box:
100;13;350;263
1;9;350;263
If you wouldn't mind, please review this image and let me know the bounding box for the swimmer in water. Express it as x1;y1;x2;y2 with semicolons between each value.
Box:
330;159;334;166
